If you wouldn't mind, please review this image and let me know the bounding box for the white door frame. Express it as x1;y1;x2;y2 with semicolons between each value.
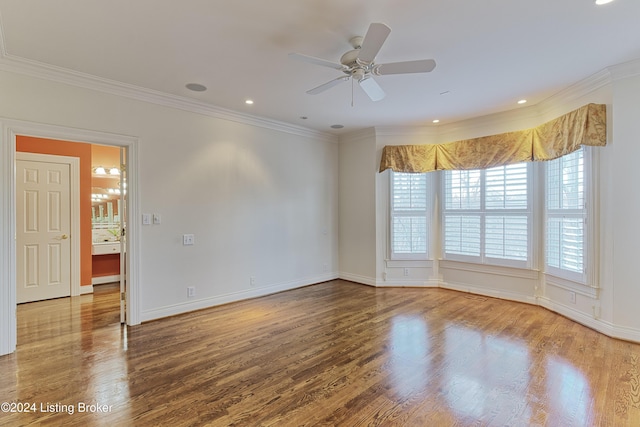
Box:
0;119;141;356
16;152;81;300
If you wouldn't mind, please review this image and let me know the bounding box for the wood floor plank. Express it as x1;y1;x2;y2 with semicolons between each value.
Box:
1;280;640;426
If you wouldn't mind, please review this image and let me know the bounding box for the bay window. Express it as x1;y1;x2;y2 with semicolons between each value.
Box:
388;148;595;285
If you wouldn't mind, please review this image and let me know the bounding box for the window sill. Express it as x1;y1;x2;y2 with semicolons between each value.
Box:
385;259;433;268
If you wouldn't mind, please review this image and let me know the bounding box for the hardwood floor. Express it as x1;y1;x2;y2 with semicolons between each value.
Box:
1;280;640;426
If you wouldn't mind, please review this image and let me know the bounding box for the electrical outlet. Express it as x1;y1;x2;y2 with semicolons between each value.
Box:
403;268;409;276
323;263;328;272
187;286;196;297
569;291;576;304
250;276;256;287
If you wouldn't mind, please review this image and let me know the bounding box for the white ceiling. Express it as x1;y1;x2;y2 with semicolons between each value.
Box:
0;0;639;134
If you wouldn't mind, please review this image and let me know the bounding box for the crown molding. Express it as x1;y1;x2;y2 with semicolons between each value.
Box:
374;125;440;139
535;67;613;120
543;67;612;106
607;57;640;82
0;13;6;58
0;52;337;143
436;105;545;140
338;127;376;144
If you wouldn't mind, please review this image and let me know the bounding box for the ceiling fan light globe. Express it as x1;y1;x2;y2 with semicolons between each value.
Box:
359;77;386;101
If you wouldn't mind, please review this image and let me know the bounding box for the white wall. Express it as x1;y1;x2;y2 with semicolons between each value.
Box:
609;73;640;330
338;129;377;285
0;68;339;344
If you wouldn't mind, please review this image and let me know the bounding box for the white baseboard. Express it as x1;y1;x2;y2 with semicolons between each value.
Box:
538;297;640;343
338;272;377;287
92;275;120;285
375;279;440;287
80;284;94;295
386;278;640;343
140;273;339;323
441;280;537;305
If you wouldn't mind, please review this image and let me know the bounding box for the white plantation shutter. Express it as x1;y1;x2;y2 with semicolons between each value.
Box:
443;163;531;267
485;164;528;209
443;170;481;258
485;215;529;261
485;164;529;263
443;215;481;256
444;170;481;210
545;148;586;281
390;172;430;258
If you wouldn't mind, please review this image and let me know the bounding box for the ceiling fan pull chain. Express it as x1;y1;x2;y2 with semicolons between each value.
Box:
351;77;354;107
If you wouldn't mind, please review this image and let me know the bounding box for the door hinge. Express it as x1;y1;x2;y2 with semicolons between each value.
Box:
121;292;126;301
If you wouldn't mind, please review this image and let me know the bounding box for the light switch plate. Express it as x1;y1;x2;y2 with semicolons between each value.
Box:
142;213;151;225
183;234;195;245
153;213;161;224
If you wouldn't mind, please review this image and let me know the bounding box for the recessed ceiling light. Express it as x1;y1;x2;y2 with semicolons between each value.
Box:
517;99;527;104
185;83;207;92
245;99;254;105
330;124;344;129
432;119;440;124
595;0;614;5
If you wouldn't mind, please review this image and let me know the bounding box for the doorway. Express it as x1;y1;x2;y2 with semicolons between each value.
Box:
15;152;79;303
0;120;140;356
90;143;127;323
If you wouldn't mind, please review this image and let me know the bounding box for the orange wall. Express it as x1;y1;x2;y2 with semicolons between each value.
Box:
91;144;121;168
16;136;93;287
92;254;120;277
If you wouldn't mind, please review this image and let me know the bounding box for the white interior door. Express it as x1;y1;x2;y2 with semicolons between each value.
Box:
119;147;126;323
16;155;72;303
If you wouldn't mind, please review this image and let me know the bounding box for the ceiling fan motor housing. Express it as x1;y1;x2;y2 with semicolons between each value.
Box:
340;49;361;68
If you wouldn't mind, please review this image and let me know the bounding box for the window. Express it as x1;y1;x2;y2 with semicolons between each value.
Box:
443;163;531;267
390;172;430;259
545;147;587;283
387;150;594;277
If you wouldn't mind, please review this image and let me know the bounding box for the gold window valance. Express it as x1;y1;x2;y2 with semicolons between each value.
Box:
379;103;607;173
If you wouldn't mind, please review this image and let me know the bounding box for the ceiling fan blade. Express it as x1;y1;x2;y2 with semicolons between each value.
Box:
288;52;347;71
306;76;350;95
359;76;386;101
357;23;391;64
374;59;437;75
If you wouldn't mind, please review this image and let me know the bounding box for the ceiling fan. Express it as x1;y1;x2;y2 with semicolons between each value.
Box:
289;22;436;102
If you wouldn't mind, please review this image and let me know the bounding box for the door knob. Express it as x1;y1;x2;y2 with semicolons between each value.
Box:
61;234;69;240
